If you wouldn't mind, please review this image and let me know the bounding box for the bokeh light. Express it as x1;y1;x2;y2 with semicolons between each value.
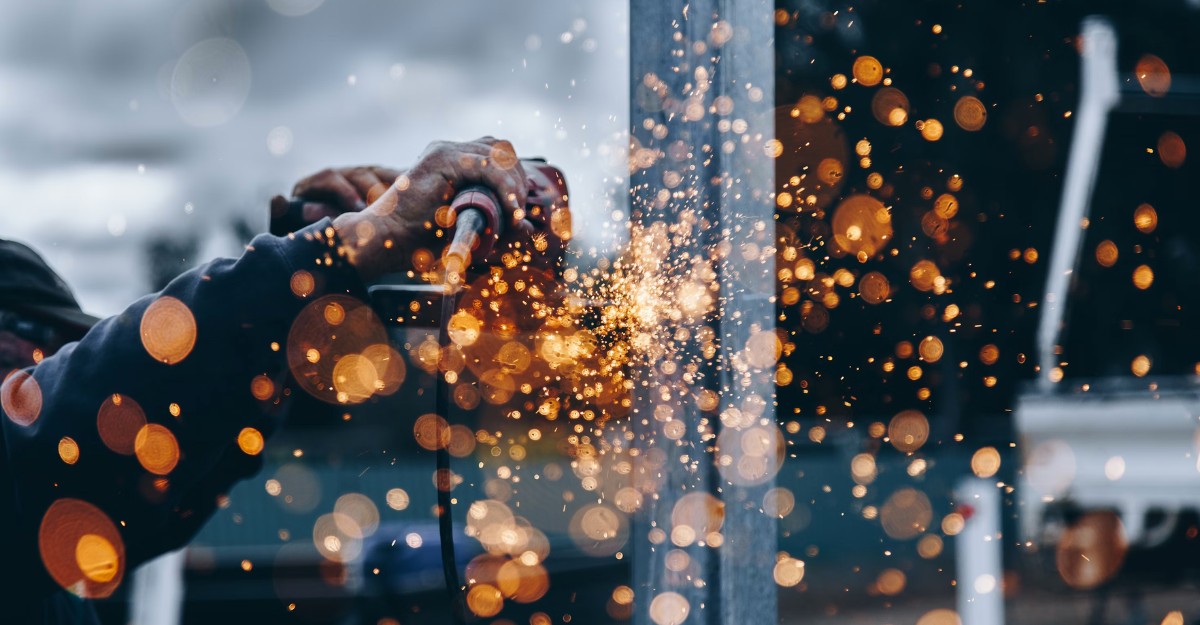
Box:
58;437;80;465
238;427;265;456
916;608;962;625
1157;131;1186;169
773;556;805;587
170;38;253;127
1135;54;1171;97
853;56;884;87
888;410;929;453
953;95;987;131
649;591;690;625
1;369;42;426
134;424;180;475
287;295;390;404
140;296;197;365
97;394;147;456
39;498;125;598
880;488;932;539
1055;510;1127;589
832;195;893;260
970;446;1001;478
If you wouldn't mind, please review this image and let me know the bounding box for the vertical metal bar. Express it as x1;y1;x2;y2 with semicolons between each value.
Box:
1035;17;1119;389
955;477;1005;625
629;1;777;623
709;1;778;623
129;549;186;625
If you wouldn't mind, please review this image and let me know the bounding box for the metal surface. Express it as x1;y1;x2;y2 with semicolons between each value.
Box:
955;478;1005;625
629;1;778;623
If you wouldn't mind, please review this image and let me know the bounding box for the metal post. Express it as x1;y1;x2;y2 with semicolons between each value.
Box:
129;549;186;625
954;478;1005;625
629;1;777;623
1035;17;1119;388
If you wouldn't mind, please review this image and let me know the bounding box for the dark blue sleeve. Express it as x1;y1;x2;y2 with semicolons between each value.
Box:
0;219;368;596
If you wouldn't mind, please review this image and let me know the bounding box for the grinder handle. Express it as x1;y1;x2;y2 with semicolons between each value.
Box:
444;185;505;277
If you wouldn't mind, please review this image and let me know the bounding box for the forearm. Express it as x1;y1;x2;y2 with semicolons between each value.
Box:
1;219;366;573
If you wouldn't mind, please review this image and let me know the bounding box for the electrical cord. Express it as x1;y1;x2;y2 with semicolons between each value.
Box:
434;187;503;624
280;190;500;623
436;286;469;622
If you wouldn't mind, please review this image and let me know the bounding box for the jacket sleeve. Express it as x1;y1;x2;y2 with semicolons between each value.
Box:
0;219;369;595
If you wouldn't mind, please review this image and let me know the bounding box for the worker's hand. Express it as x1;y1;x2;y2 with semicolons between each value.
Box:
270;166;404;235
491;160;572;274
333;137;529;281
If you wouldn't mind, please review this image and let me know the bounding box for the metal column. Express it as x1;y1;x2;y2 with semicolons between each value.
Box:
629;1;778;623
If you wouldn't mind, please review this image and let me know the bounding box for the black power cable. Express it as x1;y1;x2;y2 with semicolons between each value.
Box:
281;193;497;623
436;286;470;623
434;191;502;624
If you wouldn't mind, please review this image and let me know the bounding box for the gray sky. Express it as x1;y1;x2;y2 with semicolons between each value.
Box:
0;0;629;316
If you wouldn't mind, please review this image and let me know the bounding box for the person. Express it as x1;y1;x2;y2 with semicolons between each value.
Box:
0;137;547;624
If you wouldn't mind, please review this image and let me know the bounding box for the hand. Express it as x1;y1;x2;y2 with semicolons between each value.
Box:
270;166;403;235
489;159;572;273
333;137;530;281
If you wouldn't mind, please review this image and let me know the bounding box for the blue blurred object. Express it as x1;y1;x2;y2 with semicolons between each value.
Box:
360;521;483;598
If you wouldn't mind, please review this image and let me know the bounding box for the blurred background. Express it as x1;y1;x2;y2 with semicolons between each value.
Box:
6;1;1200;625
768;1;1200;624
0;0;629;316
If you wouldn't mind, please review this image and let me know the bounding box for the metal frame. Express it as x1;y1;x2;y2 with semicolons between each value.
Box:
1035;17;1119;389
